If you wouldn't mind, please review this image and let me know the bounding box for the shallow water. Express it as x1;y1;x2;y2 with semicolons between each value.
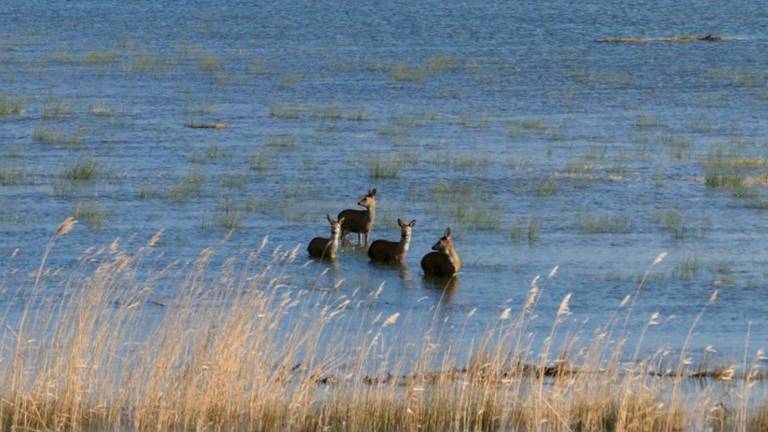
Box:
1;0;767;364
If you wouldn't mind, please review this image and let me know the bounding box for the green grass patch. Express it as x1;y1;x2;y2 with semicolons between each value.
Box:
61;160;99;182
90;103;114;117
266;135;297;151
166;172;205;201
42;99;73;119
0;169;22;185
575;213;630;234
220;173;248;190
73;202;109;228
369;157;405;179
0;96;23;115
269;104;303;120
33;126;82;146
510;216;541;243
83;50;120;65
674;255;700;281
634;114;661;128
451;205;501;230
389;64;426;82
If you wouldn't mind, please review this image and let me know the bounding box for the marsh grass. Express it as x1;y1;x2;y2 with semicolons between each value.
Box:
166;172;205;201
576;212;631;234
662;134;692;159
249;151;271;172
266;134;297;151
634;114;662;128
427;153;491;174
140;172;206;201
220;172;249;190
458;111;491;129
307;105;368;122
83;49;121;65
369;157;405;179
90;103;114;117
0;169;22;185
534;177;559;196
72;202;109;228
269;103;303;120
32;126;82;146
204;200;242;230
42;99;73;119
61;159;99;182
674;255;700;281
651;209;708;241
1;241;766;431
0;95;24;115
450;205;501;230
510;216;541;242
387;55;460;82
125;51;164;74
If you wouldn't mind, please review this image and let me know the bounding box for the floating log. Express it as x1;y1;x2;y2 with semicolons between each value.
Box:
184;122;230;129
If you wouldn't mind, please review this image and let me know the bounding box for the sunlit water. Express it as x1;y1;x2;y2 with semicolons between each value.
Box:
1;0;767;366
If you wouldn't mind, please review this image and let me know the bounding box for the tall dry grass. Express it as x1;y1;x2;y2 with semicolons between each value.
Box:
1;224;766;431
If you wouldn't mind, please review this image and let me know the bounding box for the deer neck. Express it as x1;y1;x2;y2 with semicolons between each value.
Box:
398;232;411;255
366;203;376;223
328;231;341;256
445;246;461;272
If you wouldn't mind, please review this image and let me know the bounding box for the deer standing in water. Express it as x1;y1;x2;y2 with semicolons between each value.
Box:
307;215;345;260
337;188;376;245
368;218;415;264
421;227;461;277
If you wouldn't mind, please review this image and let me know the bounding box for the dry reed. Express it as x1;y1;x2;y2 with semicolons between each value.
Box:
0;230;766;431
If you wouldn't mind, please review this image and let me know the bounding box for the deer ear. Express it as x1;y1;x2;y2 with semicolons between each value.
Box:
397;218;404;227
371;188;377;196
338;216;345;225
409;220;416;227
445;227;451;238
327;214;333;223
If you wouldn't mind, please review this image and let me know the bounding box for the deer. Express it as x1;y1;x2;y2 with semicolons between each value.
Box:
337;188;376;245
421;227;461;277
307;215;345;260
367;218;416;264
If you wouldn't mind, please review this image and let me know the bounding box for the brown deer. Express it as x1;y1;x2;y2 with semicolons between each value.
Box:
337;188;376;245
307;215;345;260
368;218;416;264
421;227;461;277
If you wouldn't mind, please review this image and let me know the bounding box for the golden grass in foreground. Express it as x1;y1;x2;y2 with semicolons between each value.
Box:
1;231;767;431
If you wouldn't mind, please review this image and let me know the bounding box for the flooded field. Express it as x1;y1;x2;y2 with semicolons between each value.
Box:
1;3;768;423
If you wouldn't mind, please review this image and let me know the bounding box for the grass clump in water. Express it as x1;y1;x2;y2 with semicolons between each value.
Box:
368;157;404;179
674;255;700;281
510;216;541;243
82;49;120;65
534;177;559;196
575;213;631;234
72;202;109;228
166;172;205;201
0;96;24;115
42;99;73;119
61;160;99;182
269;104;303;120
90;103;114;117
389;64;426;82
634;113;661;128
0;169;23;186
32;126;82;146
